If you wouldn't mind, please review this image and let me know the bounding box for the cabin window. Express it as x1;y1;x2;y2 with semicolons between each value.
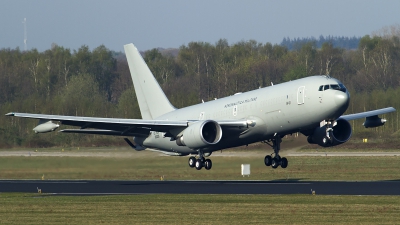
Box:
199;112;205;120
318;86;323;91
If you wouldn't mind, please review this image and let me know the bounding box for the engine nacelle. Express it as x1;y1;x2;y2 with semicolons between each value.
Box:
176;120;222;149
308;118;352;147
33;120;59;133
363;115;386;128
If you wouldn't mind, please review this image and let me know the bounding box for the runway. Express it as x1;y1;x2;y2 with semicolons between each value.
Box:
1;180;400;195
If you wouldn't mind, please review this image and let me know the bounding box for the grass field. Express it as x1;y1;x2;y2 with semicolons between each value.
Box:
298;147;400;152
1;194;400;224
1;152;400;181
2;149;400;224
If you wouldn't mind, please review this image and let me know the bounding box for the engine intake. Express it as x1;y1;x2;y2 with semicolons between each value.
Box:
308;118;352;147
176;120;222;149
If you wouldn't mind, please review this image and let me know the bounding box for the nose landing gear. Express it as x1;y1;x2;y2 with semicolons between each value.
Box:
321;120;335;147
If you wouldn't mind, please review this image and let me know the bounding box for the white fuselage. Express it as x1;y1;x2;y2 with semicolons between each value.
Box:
138;75;349;155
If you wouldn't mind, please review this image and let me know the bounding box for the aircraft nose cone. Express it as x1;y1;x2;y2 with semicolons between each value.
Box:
334;91;350;108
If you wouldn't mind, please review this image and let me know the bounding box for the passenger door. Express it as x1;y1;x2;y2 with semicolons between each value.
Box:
297;86;305;105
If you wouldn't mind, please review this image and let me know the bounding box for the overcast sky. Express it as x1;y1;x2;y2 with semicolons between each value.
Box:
2;0;400;52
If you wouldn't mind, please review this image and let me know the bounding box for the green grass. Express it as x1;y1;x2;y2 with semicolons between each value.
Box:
0;146;129;152
298;147;400;152
1;193;400;224
2;150;400;224
1;155;400;181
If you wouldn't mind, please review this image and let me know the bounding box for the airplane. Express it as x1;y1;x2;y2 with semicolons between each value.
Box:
6;43;396;170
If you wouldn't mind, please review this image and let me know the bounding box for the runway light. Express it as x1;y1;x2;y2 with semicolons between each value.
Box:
41;174;45;180
160;175;165;181
37;187;42;194
311;189;316;195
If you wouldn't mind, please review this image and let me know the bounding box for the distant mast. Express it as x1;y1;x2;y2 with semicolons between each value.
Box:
22;18;27;51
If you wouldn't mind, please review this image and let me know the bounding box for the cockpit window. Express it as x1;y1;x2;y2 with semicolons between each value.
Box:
338;84;347;93
320;84;347;93
330;84;340;90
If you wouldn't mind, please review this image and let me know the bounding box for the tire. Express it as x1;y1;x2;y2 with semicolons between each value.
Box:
264;155;272;166
204;159;212;170
281;157;288;168
322;136;331;147
188;157;196;168
307;135;314;144
195;159;203;170
271;158;280;169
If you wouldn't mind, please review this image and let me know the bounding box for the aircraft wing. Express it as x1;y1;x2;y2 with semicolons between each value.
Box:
5;112;249;136
339;107;396;121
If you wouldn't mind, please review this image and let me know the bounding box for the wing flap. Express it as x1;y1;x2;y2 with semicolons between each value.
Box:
60;129;151;137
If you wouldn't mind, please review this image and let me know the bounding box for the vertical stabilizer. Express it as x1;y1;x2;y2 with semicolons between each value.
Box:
124;43;175;119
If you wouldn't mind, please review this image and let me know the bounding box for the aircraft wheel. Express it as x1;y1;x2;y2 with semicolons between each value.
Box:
271;158;280;169
322;136;331;147
307;135;314;144
264;155;272;166
204;159;212;170
281;157;288;168
195;159;203;170
188;156;196;168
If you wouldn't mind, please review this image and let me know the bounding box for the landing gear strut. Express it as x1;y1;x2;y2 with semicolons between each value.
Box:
188;151;212;170
322;120;335;147
263;135;288;169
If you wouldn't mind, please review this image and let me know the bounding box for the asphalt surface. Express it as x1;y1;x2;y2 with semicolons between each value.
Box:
1;180;400;195
2;149;400;158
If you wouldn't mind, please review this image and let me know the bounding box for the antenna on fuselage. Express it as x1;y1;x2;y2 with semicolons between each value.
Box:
271;82;274;86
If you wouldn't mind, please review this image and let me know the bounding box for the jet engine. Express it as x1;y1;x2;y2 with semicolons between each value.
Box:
176;120;222;149
308;118;352;147
363;115;387;128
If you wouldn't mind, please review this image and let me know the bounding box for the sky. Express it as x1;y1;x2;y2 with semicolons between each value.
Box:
1;0;400;52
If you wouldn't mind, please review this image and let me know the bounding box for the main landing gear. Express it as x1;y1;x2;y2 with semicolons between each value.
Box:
263;136;288;169
188;151;212;170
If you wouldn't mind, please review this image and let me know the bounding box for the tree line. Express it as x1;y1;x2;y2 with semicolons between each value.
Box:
281;35;361;50
1;31;400;148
